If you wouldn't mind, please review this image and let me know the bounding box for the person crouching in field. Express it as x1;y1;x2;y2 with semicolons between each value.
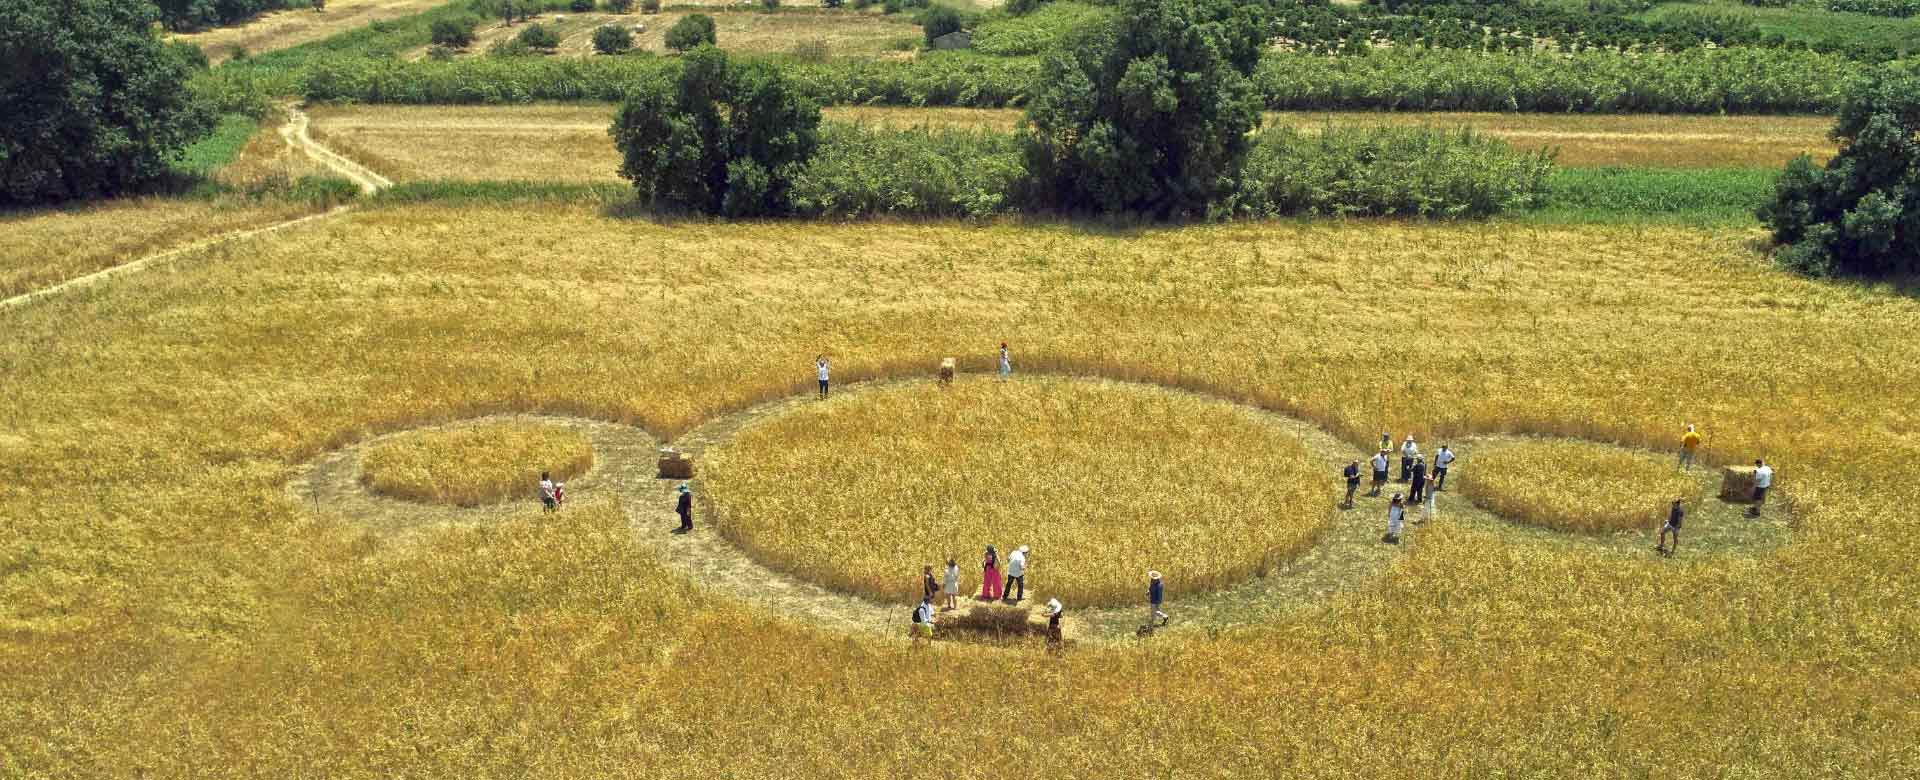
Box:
1342;460;1361;508
1383;494;1405;544
539;471;558;511
913;596;935;643
1369;449;1389;497
674;483;693;532
1046;597;1064;647
1657;498;1685;556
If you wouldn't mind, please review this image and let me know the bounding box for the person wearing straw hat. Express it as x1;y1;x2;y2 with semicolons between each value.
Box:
1147;570;1167;627
1003;545;1029;603
673;482;693;532
1399;435;1420;482
1046;597;1064;645
1383;494;1405;544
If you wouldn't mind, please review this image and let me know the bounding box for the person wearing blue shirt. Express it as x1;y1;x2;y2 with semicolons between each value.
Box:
1147;570;1167;627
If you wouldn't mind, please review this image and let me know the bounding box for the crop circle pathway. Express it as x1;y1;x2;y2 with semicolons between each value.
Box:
288;374;1792;642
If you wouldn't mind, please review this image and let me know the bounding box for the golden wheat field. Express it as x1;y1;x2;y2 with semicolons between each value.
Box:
359;420;594;505
703;377;1331;606
304;104;1836;183
3;201;1919;776
1455;437;1706;533
171;0;449;62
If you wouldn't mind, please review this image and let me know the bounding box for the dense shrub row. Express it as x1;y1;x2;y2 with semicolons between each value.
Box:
1253;47;1858;114
290;46;1862;114
155;0;302;32
1811;0;1920;18
300;51;1039;106
784;123;1553;220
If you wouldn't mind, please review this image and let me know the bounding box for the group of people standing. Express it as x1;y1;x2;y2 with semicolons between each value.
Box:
1340;434;1454;544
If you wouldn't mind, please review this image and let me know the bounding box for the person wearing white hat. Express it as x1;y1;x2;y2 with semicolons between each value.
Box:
1003;545;1029;603
673;483;693;532
1147;570;1167;627
1045;597;1064;644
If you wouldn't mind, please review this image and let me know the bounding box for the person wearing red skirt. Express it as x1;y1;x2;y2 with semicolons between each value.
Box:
980;544;1002;600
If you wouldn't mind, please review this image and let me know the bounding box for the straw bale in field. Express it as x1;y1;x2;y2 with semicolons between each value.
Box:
1720;466;1759;502
658;448;694;479
939;357;956;384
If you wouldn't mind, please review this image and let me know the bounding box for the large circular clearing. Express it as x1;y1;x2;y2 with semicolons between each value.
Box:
701;377;1334;607
360;420;594;506
1457;437;1705;534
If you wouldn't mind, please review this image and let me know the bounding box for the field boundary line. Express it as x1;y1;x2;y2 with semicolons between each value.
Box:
2;105;389;313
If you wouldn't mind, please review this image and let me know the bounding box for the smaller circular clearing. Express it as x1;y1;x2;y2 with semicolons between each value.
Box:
702;377;1334;607
360;421;594;506
1458;438;1704;534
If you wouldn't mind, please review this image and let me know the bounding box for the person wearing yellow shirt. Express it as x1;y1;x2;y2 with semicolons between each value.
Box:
1679;425;1702;471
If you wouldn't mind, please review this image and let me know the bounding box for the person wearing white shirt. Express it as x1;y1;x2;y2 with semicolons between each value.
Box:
1399;435;1419;482
1750;459;1775;517
1419;483;1437;524
815;355;831;399
912;597;935;641
1433;445;1456;491
538;472;557;511
1003;545;1029;603
998;342;1012;379
1369;450;1390;497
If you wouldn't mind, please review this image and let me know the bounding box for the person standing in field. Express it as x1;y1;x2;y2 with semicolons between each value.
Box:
1400;435;1420;482
674;482;693;532
999;342;1012;379
1680;425;1702;470
913;596;935;642
923;564;939;605
1434;445;1455;491
1410;456;1429;503
1369;449;1390;497
1004;545;1029;603
1657;498;1685;556
1383;494;1405;544
1147;570;1167;627
1418;481;1437;525
981;545;1002;600
539;471;558;511
1342;460;1362;508
943;558;960;611
815;355;831;399
1750;459;1775;517
1380;432;1392;452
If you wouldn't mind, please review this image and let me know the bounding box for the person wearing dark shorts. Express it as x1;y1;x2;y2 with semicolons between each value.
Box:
1434;445;1455;490
674;483;693;532
1749;459;1774;517
1369;450;1389;497
1342;460;1362;508
1409;457;1428;503
815;355;831;399
1657;499;1684;556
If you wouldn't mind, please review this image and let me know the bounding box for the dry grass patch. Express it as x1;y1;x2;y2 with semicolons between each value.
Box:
1265;111;1836;168
359;420;594;505
170;0;448;63
703;378;1333;606
1457;438;1706;534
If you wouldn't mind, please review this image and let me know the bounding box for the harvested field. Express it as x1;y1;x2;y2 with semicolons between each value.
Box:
170;0;448;64
305;104;1837;183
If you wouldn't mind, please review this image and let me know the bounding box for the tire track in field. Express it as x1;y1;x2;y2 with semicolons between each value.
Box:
1;105;387;313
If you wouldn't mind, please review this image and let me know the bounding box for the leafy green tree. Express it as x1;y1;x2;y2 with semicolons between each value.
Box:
665;13;718;50
1021;0;1271;218
610;46;821;216
593;24;634;54
921;5;964;46
430;16;478;48
1759;65;1920;276
571;0;596;11
517;22;562;50
1;0;212;205
608;0;636;11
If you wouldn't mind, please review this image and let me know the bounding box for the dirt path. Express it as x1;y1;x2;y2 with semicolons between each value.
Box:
1;106;387;313
285;374;1792;644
